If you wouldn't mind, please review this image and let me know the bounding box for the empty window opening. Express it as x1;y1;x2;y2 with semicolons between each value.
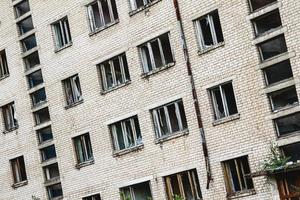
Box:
2;102;18;131
120;181;152;200
10;156;27;184
41;145;56;162
252;9;281;36
73;133;94;164
164;169;202;200
99;53;130;91
14;0;30;18
258;34;287;61
47;183;63;200
63;74;83;106
130;0;153;11
27;69;43;88
210;82;238;120
30;88;47;107
276;171;300;200
34;107;50;125
248;0;277;12
17;16;34;35
37;126;53;144
222;156;254;197
152;99;188;138
275;112;300;137
110;116;142;151
0;50;9;78
52;17;72;49
269;86;298;112
263;60;293;85
139;33;174;74
24;51;40;70
43;163;60;182
87;0;119;32
194;10;224;51
83;194;101;200
282;143;300;163
21;34;37;52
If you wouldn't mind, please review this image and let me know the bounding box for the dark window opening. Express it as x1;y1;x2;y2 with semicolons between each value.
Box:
73;133;94;164
27;69;43;88
14;0;30;18
0;50;9;78
47;183;63;200
264;60;293;85
10;156;27;184
258;35;287;61
275;112;300;136
249;0;277;12
282;143;300;163
37;126;53;144
17;16;34;35
269;86;298;111
24;51;40;70
252;9;282;36
63;74;83;106
52;17;72;49
41;145;56;161
30;88;47;107
120;181;152;200
43;163;60;181
34;107;50;125
21;34;37;52
83;194;101;200
2;102;18;131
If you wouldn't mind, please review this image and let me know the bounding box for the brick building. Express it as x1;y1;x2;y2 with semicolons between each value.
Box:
0;0;299;199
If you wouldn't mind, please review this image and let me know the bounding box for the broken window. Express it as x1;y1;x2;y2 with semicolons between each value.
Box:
164;169;202;200
194;10;224;51
210;82;238;120
252;9;281;36
10;156;27;184
268;86;298;112
120;181;152;200
87;0;119;32
24;51;40;70
99;53;130;91
63;74;83;106
275;112;300;137
110;116;142;151
276;171;300;200
14;0;30;18
2;102;18;131
0;50;9;78
129;0;152;11
33;107;50;125
17;16;34;35
30;88;47;107
73;133;94;164
52;17;72;49
43;163;60;181
282;143;300;163
258;34;287;61
27;69;44;88
41;145;56;162
151;99;188;138
263;60;293;85
37;126;53;144
139;33;174;74
83;194;101;200
222;156;254;196
47;183;63;200
248;0;277;12
21;34;37;52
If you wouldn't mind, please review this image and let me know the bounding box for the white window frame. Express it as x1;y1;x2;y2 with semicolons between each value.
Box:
0;50;9;78
73;133;93;164
2;102;18;131
63;75;83;106
130;0;152;11
10;156;27;184
120;181;152;200
52;17;72;49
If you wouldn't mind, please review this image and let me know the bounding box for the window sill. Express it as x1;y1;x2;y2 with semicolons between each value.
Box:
113;144;144;157
54;42;73;53
197;42;225;56
12;180;28;189
278;131;300;139
3;126;19;134
212;113;240;126
141;62;175;78
272;103;299;114
129;0;162;16
44;177;60;186
0;74;9;81
75;159;94;169
50;196;63;200
89;20;119;37
227;189;256;199
32;101;48;110
100;81;131;95
155;129;189;144
65;99;84;110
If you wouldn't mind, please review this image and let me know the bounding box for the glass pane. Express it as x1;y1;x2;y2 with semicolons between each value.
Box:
27;70;43;88
101;0;112;25
151;40;163;68
37;126;53;143
259;35;287;60
212;88;225;119
157;107;169;136
113;57;123;85
18;17;34;35
41;145;56;161
104;62;113;88
140;45;153;73
264;60;293;85
24;51;40;69
115;122;125;150
92;3;103;28
269;86;298;111
160;33;173;64
124;120;134;147
275;112;300;136
212;11;224;43
200;16;214;48
178;101;188;130
133;182;152;200
14;0;30;18
253;9;281;36
167;104;180;133
222;83;238;115
22;35;37;52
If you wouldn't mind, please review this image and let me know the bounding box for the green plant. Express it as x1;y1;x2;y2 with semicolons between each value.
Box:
120;192;131;200
262;143;290;172
173;194;184;200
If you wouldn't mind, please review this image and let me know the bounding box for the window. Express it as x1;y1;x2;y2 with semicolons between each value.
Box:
27;69;43;88
164;169;202;200
151;100;188;138
33;107;50;125
248;0;277;12
10;156;27;184
17;16;34;35
47;183;63;200
2;102;18;131
30;88;47;107
40;145;57;162
52;17;72;49
252;9;281;36
87;0;119;32
276;171;300;200
110;116;142;151
14;0;30;18
0;50;9;78
129;0;153;11
275;112;300;137
73;133;94;164
258;35;287;61
194;10;224;51
282;143;300;163
24;51;40;69
83;194;101;200
21;34;37;52
43;163;60;181
37;126;53;144
99;53;130;91
222;156;254;196
268;86;298;112
139;33;174;74
263;60;293;85
63;74;83;106
210;82;238;120
120;181;152;200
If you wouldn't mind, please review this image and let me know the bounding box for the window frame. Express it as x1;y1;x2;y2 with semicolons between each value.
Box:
62;74;83;107
72;133;94;165
0;50;9;79
10;156;27;184
82;193;101;200
120;181;153;200
2;102;18;132
129;0;153;11
52;17;72;50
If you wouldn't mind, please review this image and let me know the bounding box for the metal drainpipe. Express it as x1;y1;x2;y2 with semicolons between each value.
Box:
172;0;212;189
